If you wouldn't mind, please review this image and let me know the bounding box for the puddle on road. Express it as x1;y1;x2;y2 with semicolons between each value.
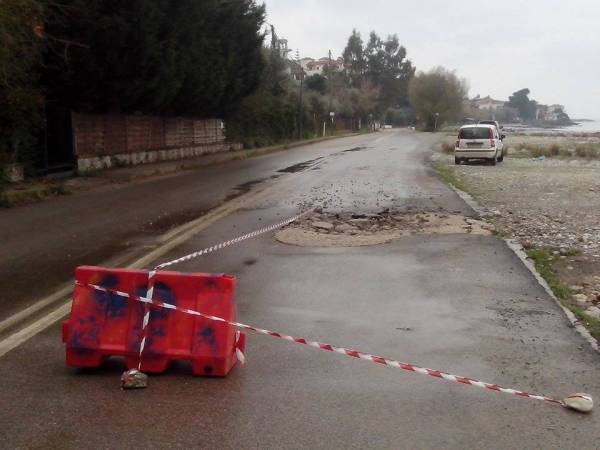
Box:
278;157;324;173
276;210;494;247
342;146;368;153
224;178;271;202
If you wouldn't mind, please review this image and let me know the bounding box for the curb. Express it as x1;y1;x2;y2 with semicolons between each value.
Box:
102;132;363;182
0;132;365;207
446;183;599;353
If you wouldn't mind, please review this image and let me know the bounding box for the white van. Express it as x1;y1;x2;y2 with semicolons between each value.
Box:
454;124;504;165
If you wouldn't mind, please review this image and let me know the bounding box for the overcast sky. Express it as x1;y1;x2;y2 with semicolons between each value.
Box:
265;0;600;119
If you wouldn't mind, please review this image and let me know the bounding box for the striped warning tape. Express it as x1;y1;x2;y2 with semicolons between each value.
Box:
79;281;593;412
135;210;310;370
154;210;311;270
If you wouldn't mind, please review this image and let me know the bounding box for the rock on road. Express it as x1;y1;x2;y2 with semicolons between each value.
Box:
0;130;598;449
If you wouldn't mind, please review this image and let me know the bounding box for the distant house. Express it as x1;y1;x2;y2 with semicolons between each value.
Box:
300;56;345;77
536;104;549;121
536;104;566;121
472;95;505;111
548;104;566;121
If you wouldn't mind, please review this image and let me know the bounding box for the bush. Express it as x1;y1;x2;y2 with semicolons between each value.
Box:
575;144;600;159
440;142;454;154
548;143;560;156
528;143;565;158
0;0;44;174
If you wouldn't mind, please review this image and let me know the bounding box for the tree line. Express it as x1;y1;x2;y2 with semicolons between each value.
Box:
1;0;469;176
1;0;267;173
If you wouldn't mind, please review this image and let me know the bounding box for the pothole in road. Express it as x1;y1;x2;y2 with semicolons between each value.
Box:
275;210;495;247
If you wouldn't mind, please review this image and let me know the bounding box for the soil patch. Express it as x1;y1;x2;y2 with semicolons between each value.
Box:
276;210;493;247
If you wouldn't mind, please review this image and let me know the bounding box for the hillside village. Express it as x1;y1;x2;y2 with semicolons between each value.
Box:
469;94;570;124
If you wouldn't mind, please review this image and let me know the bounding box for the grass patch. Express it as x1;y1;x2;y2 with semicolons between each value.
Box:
0;183;71;208
575;143;600;158
526;247;600;341
434;163;472;194
505;141;600;159
570;307;600;341
526;248;571;300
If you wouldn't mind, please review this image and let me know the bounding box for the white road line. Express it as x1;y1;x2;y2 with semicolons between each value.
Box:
0;302;71;358
0;285;71;335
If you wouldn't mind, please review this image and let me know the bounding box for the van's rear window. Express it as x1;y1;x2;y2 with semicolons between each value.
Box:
459;128;491;139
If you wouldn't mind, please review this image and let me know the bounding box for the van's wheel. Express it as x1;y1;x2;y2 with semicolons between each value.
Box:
498;152;504;162
455;157;461;165
489;156;497;166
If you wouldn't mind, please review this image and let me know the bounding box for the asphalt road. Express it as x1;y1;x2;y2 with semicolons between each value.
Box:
0;132;385;321
1;130;599;449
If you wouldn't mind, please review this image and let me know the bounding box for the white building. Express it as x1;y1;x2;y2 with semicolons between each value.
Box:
300;56;345;77
472;95;505;111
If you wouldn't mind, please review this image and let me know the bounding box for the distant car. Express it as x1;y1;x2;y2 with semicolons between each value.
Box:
478;120;506;139
479;119;500;129
454;124;504;165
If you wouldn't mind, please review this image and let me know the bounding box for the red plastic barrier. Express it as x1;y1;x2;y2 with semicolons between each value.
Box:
62;266;244;376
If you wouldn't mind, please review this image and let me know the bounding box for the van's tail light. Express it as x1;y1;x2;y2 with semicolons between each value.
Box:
489;128;495;147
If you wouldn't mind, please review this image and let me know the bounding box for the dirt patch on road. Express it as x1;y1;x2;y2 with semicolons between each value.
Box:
276;210;493;247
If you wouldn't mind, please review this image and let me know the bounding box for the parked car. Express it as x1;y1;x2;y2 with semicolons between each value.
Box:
478;120;501;132
454;124;504;165
479;120;507;139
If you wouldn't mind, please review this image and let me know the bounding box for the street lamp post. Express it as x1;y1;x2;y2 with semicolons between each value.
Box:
434;112;440;131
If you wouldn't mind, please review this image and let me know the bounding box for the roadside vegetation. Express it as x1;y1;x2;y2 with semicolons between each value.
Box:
0;182;70;208
1;0;472;192
504;140;600;159
438;134;600;160
408;67;468;131
527;248;600;341
433;162;472;194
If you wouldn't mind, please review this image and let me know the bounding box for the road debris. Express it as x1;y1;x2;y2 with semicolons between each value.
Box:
121;369;148;389
563;393;594;413
276;210;494;247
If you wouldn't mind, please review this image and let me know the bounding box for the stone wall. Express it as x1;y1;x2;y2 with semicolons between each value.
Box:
72;113;233;172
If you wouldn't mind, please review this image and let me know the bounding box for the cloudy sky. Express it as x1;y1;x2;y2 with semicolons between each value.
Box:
265;0;600;119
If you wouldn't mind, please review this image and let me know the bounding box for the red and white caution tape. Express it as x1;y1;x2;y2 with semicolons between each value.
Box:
153;211;310;270
134;211;309;371
79;282;593;412
136;270;157;370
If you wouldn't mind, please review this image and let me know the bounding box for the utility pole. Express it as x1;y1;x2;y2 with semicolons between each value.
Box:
296;50;304;140
327;49;333;135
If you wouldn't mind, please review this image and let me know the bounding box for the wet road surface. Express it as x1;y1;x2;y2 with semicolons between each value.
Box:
1;130;599;449
0;132;383;321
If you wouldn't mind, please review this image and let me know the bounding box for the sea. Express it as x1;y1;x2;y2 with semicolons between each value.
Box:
569;120;600;133
505;119;600;134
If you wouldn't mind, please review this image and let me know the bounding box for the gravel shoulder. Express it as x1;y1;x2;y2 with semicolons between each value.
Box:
431;137;600;342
